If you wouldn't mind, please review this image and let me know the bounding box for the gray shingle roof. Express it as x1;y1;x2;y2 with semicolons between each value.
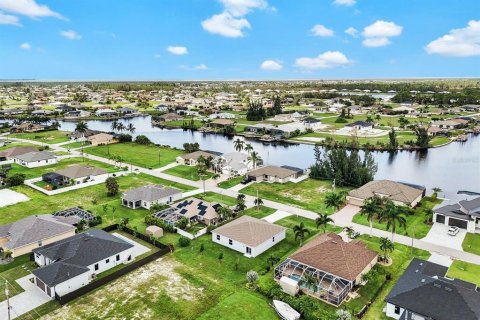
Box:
54;165;107;179
122;185;181;202
0;215;76;250
15;151;56;162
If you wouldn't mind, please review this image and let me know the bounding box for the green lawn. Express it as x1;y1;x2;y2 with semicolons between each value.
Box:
195;191;237;206
352;197;442;239
446;260;480;287
84;142;185;169
164;165;215;181
217;176;245;189
0;261;35;301
10;130;71;144
61;141;85;149
0;142;38;152
243;206;276;219
462;233;480;255
241;179;351;214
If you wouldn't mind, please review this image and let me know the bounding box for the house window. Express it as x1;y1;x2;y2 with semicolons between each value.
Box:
394;306;400;315
229;239;233;245
128;255;132;261
216;235;220;240
272;236;275;242
106;259;110;263
246;247;251;254
116;254;120;261
94;263;99;271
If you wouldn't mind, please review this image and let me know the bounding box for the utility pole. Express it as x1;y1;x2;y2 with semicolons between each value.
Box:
5;280;11;320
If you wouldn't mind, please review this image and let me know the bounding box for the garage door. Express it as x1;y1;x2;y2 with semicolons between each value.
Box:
36;278;45;291
448;218;468;229
436;214;445;224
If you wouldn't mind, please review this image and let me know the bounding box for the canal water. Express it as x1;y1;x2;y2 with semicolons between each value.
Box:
57;116;480;201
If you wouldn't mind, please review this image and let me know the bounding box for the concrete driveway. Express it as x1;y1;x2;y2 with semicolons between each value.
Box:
331;204;361;226
422;223;466;251
112;233;150;258
263;210;292;223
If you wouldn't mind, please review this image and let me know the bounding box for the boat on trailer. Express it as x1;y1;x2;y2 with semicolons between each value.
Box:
272;300;301;320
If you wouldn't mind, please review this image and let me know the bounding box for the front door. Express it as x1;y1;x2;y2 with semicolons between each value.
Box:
246;247;251;254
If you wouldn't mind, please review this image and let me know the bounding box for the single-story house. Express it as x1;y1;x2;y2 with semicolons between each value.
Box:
347;180;425;207
64;110;91;118
69;129;101;142
13;151;57;168
345;121;374;131
31;229;134;298
87;133;117;146
122;185;182;209
274;232;377;306
431;119;468;129
385;258;480;320
212;215;286;258
247;165;302;183
427;126;448;136
0;146;37;161
158;113;184;122
208;112;236;119
433;197;480;232
214;152;256;176
10;122;45;133
175;150;219;166
302;117;322;129
208;119;235;129
0;215;76;258
244;122;306;139
155;197;221;226
43;165;107;186
95;109;117;117
117;107;137;115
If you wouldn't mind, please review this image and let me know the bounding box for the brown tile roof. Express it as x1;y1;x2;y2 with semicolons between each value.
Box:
290;233;377;281
211;119;234;126
214;215;286;247
247;165;297;179
179;151;217;161
347;180;423;205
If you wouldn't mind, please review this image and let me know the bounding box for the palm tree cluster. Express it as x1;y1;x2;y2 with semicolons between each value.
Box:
111;120;136;134
233;139;262;169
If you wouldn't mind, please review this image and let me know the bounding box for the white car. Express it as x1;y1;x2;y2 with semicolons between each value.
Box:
448;226;460;236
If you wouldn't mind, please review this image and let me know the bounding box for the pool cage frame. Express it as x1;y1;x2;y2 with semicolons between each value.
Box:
274;258;352;306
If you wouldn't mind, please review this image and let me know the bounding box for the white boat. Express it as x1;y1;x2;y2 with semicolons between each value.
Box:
272;300;301;320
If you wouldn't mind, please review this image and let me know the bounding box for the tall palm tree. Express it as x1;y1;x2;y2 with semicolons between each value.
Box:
248;151;262;169
324;191;345;214
381;200;407;241
360;195;383;238
111;120;119;132
127;123;136;134
432;187;442;200
315;213;333;233
116;122;125;132
245;143;253;155
379;237;395;263
75;121;88;144
254;197;263;210
233;138;244;152
293;222;310;246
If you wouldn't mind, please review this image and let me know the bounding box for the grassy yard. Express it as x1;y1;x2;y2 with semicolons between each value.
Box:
217;176;245;189
84;142;185;169
352;196;442;239
241;179;351;214
61;141;85;149
10;130;71;144
243;206;276;219
195;191;237;206
164;164;215;181
462;233;480;255
0;260;35;301
0;142;38;152
446;260;480;287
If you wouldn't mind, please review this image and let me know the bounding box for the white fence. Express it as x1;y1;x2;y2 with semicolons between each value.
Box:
175;226;208;240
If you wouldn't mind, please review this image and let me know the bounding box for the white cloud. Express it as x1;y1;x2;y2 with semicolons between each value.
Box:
167;46;188;55
201;12;250;38
295;51;351;70
202;0;268;37
60;30;81;40
260;60;283;70
20;42;30;49
344;27;358;37
0;0;64;19
333;0;356;6
362;20;402;47
425;20;480;57
195;64;208;70
311;24;334;37
0;11;20;26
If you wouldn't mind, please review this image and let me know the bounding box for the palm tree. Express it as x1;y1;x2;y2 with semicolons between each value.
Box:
75;121;88;145
233;138;244;152
196;164;208;193
432;187;442;200
379;237;395;263
381;200;407;241
324;192;345;214
315;213;333;233
236;194;246;211
343;226;355;238
293;222;310;246
245;143;253;155
360;195;383;238
117;122;125;132
248;151;262;169
111;120;119;132
217;206;232;221
267;255;280;267
254;197;263;210
127;123;136;134
299;273;318;293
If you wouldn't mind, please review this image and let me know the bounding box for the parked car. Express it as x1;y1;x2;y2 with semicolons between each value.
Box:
241;176;253;185
448;226;460;236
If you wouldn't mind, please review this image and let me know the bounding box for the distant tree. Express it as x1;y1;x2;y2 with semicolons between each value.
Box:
380;237;395;263
105;177;119;196
135;135;151;145
413;125;431;149
233;138;244;152
248;151;262;169
246;101;266;121
183;142;200;153
388;128;398;150
432;187;442;200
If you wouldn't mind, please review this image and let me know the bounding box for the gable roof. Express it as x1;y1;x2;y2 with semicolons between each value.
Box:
54;165;107;179
386;258;480;320
289;233;378;282
0;215;75;250
247;165;297;179
179;151;218;161
348;180;424;205
213;215;286;247
14;151;56;162
122;185;181;202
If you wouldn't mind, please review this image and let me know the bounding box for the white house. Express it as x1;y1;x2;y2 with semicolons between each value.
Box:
13;151;57;168
31;229;134;298
433;197;480;232
122;184;182;209
214;152;255;176
212;215;286;258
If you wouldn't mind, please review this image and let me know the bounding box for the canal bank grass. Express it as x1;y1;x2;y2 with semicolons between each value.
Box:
84;142;185;168
0;173;194;228
241;179;351;214
10;130;71;144
462;233;480;255
352;197;442;239
217;176;245;189
164;164;215;181
446;260;480;287
7;157;118;179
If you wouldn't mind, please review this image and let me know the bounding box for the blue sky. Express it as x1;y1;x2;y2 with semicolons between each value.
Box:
0;0;479;80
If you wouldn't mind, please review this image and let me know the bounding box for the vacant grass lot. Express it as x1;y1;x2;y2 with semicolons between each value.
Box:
0;141;38;151
85;143;185;168
352;197;442;239
195;191;237;206
217;176;244;189
446;260;480;287
164;165;215;181
10;130;71;144
462;233;480;255
241;179;351;214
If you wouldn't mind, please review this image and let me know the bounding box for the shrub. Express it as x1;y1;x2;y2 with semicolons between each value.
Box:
135;135;151;145
105;177;119;196
178;236;191;247
6;173;26;186
117;133;132;142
